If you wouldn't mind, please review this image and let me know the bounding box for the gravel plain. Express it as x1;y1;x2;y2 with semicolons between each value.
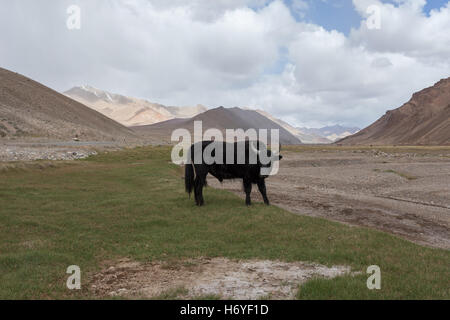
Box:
209;147;450;249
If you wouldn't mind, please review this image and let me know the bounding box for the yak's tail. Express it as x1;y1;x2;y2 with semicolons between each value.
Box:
185;162;194;198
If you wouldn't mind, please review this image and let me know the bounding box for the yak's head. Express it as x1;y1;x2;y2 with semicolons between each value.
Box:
250;141;283;177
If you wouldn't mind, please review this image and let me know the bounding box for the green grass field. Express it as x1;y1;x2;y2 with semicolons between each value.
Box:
0;146;448;299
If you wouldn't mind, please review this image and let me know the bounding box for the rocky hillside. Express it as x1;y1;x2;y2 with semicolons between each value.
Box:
339;78;450;145
0;68;137;142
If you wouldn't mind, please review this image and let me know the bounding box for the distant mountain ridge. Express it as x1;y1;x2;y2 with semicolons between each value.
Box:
250;109;358;143
64;86;360;144
299;125;360;143
340;78;450;145
132;106;303;145
64;86;207;127
0;68;137;141
251;109;331;144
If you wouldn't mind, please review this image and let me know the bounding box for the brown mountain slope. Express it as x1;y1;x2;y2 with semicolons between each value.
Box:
339;78;450;146
0;68;137;141
133;107;302;145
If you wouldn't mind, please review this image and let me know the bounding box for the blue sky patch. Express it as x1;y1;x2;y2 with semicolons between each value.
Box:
283;0;449;34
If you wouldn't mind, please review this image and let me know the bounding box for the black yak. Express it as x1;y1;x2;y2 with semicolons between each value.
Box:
185;140;282;206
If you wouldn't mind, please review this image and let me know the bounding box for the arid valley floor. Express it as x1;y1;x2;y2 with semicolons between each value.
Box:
2;143;449;250
1;144;449;299
208;146;450;250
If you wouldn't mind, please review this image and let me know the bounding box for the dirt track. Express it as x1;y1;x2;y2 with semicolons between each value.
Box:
208;148;450;249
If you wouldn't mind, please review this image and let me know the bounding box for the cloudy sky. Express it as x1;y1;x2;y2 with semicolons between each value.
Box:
1;0;449;128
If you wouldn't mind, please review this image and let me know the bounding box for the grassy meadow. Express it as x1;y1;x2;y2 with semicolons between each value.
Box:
0;146;448;299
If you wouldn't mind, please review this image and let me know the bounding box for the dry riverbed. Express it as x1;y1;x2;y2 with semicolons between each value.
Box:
209;147;450;249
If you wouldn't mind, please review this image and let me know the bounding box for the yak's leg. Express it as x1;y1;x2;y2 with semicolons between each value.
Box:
193;176;201;205
257;179;270;205
192;164;208;206
194;176;205;206
195;170;208;206
243;178;252;206
194;176;207;206
197;176;206;206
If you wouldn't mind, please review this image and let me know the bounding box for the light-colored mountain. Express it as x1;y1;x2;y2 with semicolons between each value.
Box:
0;68;137;141
340;78;450;145
133;107;302;145
299;125;360;143
248;109;327;144
251;109;354;144
64;86;207;127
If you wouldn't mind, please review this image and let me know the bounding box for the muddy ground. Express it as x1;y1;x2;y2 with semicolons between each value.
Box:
208;148;450;249
90;257;351;299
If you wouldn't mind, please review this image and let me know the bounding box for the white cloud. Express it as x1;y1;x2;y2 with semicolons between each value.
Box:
291;0;309;17
351;0;450;62
0;0;449;128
